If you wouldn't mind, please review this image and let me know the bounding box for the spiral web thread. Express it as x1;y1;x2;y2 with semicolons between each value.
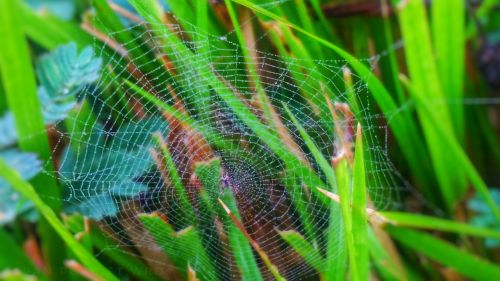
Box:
36;6;415;281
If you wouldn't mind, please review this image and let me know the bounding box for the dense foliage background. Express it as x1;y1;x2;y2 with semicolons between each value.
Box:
0;0;499;280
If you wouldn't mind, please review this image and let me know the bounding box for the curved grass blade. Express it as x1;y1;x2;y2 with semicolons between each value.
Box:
279;230;324;275
387;227;500;280
0;1;65;278
218;199;286;281
139;213;217;281
380;212;500;240
0;159;120;281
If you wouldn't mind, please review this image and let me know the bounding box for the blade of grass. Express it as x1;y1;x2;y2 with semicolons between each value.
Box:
294;0;323;59
139;213;217;280
400;75;500;222
367;227;408;281
387;227;500;280
20;2;92;49
224;0;308;163
125;79;235;151
284;105;356;280
194;158;241;281
90;228;164;281
432;0;465;140
369;3;405;104
152;132;195;225
214;180;264;281
279;230;324;275
0;229;48;281
0;71;6;112
352;125;369;281
394;0;467;209
63;215;165;281
0;1;66;279
380;212;500;239
332;157;357;280
218;199;286;281
0;159;120;281
0;0;60;209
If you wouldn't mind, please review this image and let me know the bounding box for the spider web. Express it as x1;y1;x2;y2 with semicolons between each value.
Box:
37;5;414;281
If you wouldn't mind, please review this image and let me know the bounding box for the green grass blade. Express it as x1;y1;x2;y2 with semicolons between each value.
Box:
219;197;285;281
387;227;500;280
0;229;48;281
152;133;196;225
432;0;465;140
139;214;217;280
0;1;66;279
0;159;120;281
333;158;358;280
218;186;264;281
367;227;407;281
352;125;369;281
284;105;355;280
63;215;165;281
20;2;92;49
394;0;466;208
400;76;500;222
380;212;500;239
279;230;324;275
90;229;164;281
283;104;336;189
195;158;262;281
0;0;60;208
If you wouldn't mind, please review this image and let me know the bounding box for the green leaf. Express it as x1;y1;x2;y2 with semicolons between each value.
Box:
387;227;500;280
20;2;93;50
0;158;120;281
367;227;407;281
0;270;37;281
394;0;466;209
63;214;164;281
152;133;195;226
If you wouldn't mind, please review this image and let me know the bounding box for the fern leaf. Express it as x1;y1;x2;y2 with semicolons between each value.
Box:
60;117;168;220
36;42;102;123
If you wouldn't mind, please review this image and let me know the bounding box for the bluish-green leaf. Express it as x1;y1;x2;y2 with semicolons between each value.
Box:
60;117;167;219
36;43;102;123
0;149;41;224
